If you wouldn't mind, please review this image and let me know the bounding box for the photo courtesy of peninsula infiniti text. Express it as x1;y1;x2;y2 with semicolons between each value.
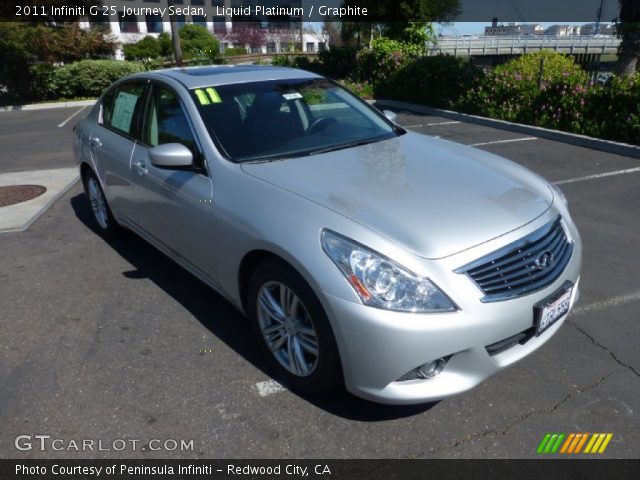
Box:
73;65;582;405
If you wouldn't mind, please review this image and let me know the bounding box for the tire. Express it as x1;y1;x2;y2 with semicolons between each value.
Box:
82;169;121;238
248;260;343;394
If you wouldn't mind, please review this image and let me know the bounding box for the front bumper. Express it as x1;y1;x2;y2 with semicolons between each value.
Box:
318;230;582;405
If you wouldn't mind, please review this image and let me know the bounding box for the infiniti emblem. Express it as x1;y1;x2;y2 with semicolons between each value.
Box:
535;251;555;270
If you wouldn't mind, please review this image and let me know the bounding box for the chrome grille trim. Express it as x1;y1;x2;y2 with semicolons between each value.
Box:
456;217;573;302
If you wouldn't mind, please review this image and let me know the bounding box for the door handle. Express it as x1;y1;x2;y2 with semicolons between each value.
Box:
133;160;148;175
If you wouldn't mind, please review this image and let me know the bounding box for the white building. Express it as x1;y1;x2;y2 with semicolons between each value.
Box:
580;23;615;36
82;0;326;60
545;25;581;36
485;22;544;36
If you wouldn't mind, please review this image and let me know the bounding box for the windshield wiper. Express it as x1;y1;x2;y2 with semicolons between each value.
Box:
240;136;392;164
305;137;388;156
240;150;312;164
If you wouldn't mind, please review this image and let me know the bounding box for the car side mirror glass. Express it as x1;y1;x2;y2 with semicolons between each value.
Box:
148;143;193;169
383;110;397;122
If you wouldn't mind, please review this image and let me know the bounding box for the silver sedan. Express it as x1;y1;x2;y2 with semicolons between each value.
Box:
74;66;582;404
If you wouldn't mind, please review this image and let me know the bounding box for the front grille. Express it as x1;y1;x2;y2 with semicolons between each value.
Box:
457;217;573;302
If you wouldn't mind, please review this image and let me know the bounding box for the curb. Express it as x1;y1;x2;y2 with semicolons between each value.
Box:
0;173;79;234
374;99;640;160
0;99;96;112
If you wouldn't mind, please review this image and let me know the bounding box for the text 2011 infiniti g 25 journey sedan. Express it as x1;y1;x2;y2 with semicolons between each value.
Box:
74;66;581;404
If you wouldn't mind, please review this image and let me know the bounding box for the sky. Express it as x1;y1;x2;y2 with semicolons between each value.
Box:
437;22;604;36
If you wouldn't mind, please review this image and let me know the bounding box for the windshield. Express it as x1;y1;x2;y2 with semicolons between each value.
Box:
190;78;402;162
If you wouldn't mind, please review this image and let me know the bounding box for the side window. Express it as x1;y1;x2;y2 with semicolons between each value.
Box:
108;83;145;136
98;87;116;126
143;86;197;155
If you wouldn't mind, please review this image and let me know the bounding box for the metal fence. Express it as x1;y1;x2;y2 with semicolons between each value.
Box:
428;35;621;57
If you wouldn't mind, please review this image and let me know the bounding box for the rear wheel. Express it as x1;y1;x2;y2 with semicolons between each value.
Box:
248;260;342;394
83;169;121;237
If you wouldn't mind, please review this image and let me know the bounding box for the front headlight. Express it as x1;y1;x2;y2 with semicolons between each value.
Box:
321;230;456;313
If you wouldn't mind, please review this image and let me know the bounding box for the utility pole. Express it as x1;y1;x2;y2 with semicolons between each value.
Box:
595;0;605;35
167;0;183;66
299;17;304;52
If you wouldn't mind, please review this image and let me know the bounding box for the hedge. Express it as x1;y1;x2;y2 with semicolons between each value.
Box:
31;60;144;101
224;47;248;56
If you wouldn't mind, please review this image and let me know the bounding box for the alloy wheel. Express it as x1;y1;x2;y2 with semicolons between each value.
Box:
257;281;320;377
87;177;109;230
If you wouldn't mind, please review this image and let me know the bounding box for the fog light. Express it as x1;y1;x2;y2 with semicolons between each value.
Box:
417;358;446;379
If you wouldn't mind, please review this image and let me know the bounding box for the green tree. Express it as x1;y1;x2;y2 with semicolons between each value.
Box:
0;22;114;103
158;32;173;58
616;0;640;76
179;24;220;61
123;36;161;61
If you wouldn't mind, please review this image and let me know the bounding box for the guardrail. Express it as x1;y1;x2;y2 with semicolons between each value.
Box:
428;35;621;57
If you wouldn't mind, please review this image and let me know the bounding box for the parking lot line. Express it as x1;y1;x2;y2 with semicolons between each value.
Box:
469;137;538;147
571;291;640;316
404;121;462;127
57;106;86;128
554;166;640;185
255;380;287;397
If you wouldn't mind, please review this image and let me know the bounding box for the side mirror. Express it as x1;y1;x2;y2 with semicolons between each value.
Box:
148;143;193;168
383;110;397;122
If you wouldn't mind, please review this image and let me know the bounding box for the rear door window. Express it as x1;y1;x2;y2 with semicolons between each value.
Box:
106;83;146;137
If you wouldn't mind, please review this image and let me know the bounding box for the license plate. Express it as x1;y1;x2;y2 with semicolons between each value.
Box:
534;281;573;336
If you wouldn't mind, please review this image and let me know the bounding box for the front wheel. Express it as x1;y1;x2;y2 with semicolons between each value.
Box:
248;260;342;394
82;169;121;237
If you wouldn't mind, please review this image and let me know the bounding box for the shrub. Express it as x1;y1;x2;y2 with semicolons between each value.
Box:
158;32;172;58
317;45;360;79
337;79;374;99
271;55;323;74
528;79;592;134
47;60;144;99
457;51;588;122
376;55;481;109
494;50;587;84
454;53;639;145
29;64;57;101
179;24;220;61
224;47;247;56
123;36;161;61
581;74;640;144
353;38;410;85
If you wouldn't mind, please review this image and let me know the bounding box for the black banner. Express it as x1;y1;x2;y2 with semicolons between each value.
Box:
2;460;640;480
0;0;625;23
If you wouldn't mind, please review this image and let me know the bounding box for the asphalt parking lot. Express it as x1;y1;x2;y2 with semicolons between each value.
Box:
1;105;639;459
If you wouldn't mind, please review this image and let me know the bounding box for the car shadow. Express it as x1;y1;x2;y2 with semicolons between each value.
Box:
70;193;437;421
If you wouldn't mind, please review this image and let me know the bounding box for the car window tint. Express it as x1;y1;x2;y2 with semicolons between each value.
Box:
144;86;196;154
108;83;145;136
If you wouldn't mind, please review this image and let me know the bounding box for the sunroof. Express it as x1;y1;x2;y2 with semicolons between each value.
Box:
177;66;279;77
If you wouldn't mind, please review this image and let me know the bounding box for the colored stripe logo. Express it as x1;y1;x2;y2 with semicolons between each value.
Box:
537;433;613;454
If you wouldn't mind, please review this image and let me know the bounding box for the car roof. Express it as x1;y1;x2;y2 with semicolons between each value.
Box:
138;65;323;89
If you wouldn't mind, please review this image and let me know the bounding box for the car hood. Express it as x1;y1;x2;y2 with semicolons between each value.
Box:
241;132;553;259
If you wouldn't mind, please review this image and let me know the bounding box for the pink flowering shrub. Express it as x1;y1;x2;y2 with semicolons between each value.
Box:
457;51;588;122
337;79;374;99
454;51;639;144
353;38;411;85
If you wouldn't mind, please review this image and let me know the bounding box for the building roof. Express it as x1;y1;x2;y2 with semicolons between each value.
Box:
148;65;321;89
